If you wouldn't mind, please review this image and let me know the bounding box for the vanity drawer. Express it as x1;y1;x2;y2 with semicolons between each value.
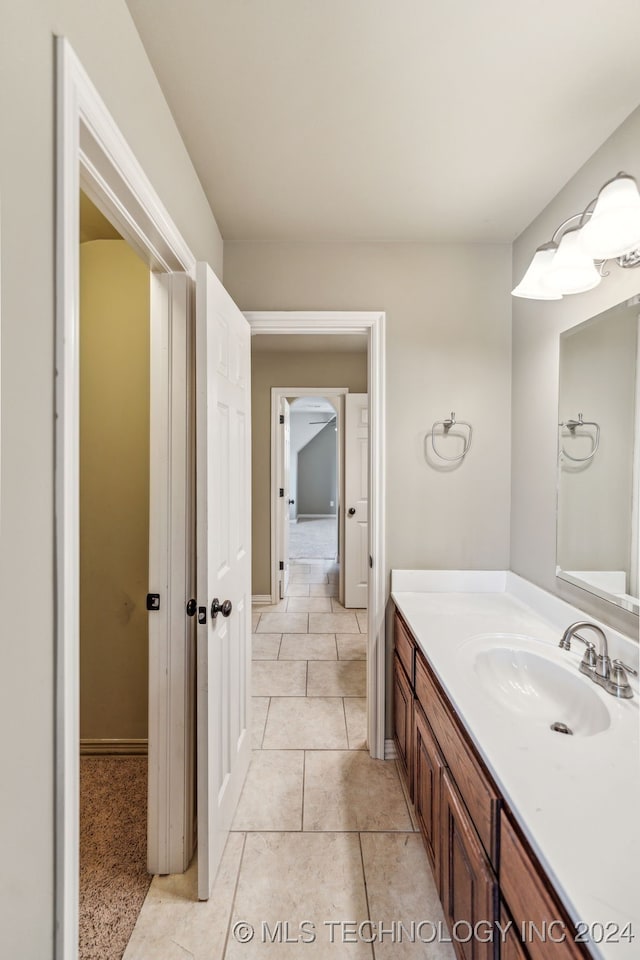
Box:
394;612;415;685
415;648;500;866
500;811;587;960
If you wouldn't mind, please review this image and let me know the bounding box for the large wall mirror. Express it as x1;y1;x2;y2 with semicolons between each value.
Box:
557;296;640;616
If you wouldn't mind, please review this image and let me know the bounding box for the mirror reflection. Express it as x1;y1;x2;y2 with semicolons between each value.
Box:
557;296;640;615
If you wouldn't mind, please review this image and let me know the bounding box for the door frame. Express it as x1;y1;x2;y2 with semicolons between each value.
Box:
245;312;386;760
270;387;347;604
56;38;196;960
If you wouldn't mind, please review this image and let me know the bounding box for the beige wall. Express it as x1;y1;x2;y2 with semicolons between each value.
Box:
512;105;640;637
0;2;223;953
80;240;149;741
229;243;513;589
251;349;368;594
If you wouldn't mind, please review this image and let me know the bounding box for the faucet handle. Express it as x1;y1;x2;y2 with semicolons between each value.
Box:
612;659;638;677
609;660;636;699
578;639;597;671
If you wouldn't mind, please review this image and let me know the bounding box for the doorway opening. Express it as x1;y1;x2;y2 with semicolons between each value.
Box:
247;319;386;761
288;396;339;563
57;39;199;960
77;193;154;958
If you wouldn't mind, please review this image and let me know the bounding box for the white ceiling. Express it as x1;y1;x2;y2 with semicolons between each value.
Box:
126;0;640;243
252;333;367;353
290;397;336;414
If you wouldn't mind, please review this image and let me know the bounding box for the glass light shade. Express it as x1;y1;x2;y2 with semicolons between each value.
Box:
511;244;562;300
580;174;640;260
542;228;601;295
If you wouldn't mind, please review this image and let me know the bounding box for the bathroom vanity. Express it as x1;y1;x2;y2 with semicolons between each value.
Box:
391;570;640;960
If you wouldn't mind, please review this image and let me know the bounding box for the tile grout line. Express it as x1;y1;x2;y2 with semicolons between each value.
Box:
301;749;307;832
220;831;248;960
341;696;350;750
357;832;377;960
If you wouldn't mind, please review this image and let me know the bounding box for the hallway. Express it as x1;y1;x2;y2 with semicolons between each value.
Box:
124;559;453;958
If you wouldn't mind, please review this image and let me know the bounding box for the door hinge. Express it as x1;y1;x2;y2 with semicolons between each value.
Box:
279;561;284;571
279;488;285;497
279;414;285;424
146;593;161;611
369;555;373;569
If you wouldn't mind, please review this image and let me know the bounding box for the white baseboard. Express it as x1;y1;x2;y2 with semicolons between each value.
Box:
252;594;273;605
384;738;397;760
80;738;148;756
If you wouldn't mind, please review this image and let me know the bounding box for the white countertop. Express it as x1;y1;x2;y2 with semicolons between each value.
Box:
391;571;640;959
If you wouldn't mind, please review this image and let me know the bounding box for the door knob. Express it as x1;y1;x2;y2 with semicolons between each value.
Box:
211;598;233;620
288;498;295;505
186;598;197;617
348;507;356;516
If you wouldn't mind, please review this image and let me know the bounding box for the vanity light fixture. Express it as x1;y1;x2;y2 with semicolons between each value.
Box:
512;171;640;300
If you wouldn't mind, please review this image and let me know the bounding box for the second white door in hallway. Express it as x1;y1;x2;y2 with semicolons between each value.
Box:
344;393;369;608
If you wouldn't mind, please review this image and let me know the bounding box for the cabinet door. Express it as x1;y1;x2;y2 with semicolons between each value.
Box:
500;904;529;960
393;653;413;796
441;769;498;960
414;701;445;888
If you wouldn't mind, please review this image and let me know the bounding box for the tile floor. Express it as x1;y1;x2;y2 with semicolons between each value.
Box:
124;560;454;959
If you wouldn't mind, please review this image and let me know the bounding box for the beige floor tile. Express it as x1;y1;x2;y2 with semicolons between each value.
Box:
344;698;367;750
252;660;307;697
309;582;338;597
226;833;370;959
330;598;347;612
303;751;412;831
252;697;270;749
279;633;338;660
232;751;304;831
252;633;282;660
252;597;288;612
361;833;455;959
356;611;368;633
336;633;367;660
290;573;330;584
285;582;310;597
289;563;311;574
263;697;348;749
286;596;333;613
309;612;360;633
256;611;309;633
307;660;366;696
251;611;261;632
123;833;244;960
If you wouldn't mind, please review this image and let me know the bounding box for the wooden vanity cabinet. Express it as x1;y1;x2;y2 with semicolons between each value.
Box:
414;701;445;886
393;608;588;960
500;904;528;960
500;812;586;960
393;653;413;795
441;768;499;960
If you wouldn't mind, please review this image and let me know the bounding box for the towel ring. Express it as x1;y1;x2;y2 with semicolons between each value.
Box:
431;412;473;463
560;413;600;463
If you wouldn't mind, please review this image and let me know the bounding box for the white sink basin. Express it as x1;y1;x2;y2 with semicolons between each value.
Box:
466;638;611;737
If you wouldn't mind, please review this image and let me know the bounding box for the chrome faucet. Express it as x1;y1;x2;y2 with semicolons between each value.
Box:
559;621;637;699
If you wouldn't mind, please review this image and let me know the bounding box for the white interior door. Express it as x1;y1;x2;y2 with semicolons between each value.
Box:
344;393;369;608
278;397;291;597
195;262;252;899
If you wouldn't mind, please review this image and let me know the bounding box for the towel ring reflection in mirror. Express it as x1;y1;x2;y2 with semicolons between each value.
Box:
431;412;473;463
559;413;600;463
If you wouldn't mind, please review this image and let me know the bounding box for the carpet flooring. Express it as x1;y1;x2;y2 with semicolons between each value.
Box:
289;516;337;559
80;756;151;960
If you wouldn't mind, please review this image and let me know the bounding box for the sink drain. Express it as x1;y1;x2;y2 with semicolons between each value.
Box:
550;721;573;735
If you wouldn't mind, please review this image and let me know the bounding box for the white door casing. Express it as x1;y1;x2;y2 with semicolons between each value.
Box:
253;313;385;764
56;38;198;960
279;397;291;597
195;262;252;899
344;393;369;608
